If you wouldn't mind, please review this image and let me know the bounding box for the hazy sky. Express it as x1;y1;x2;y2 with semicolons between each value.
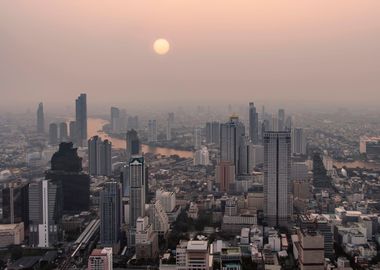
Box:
1;1;380;111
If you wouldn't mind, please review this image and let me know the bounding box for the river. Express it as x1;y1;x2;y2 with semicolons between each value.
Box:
87;118;193;158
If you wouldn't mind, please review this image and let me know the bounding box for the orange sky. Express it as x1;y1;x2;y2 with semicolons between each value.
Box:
1;1;380;110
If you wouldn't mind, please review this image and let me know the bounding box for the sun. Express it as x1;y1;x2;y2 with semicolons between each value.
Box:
153;38;170;55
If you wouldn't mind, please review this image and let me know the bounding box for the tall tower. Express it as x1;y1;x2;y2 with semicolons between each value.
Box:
292;128;307;155
126;129;141;161
205;121;220;145
148;120;158;143
220;115;245;174
278;109;285;131
28;180;61;247
111;107;120;133
36;102;45;134
49;123;58;145
75;93;87;146
264;131;292;227
88;136;112;176
249;102;259;144
194;128;202;150
215;161;235;193
129;156;146;229
59;122;68;142
100;182;121;249
166;112;174;141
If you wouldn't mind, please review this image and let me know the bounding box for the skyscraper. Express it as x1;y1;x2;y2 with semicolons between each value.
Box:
220;115;245;174
249;102;259;144
166;112;174;141
292;127;307;155
0;183;29;225
46;142;90;214
111;107;120;133
205;121;220;145
148;120;158;143
69;121;76;141
28;180;61;247
100;182;121;250
126;129;141;161
278;109;285;131
36;102;45;134
59;122;68;142
238;136;255;175
215;161;235;193
194;128;202;150
88;136;112;176
49;123;58;145
264;131;292;227
75;93;87;147
129;156;146;229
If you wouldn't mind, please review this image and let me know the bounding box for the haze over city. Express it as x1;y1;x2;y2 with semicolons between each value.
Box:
2;2;380;270
1;0;380;112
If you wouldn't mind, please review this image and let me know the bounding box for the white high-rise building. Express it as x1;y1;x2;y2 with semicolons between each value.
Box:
88;136;112;176
28;180;60;248
264;131;292;227
193;146;210;166
148;199;169;236
155;189;176;213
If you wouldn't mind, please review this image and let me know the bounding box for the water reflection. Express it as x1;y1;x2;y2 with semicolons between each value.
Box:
87;118;193;158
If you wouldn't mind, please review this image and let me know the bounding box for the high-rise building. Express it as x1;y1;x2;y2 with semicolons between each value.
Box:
193;128;202;150
127;116;139;130
0;183;29;225
49;123;58;145
249;102;259;144
292;128;307;155
298;214;334;259
69;121;76;141
88;247;113;270
205;121;220;145
193;146;210;166
166;112;174;141
129;156;146;230
278;109;285;131
100;182;121;250
155;189;176;213
59;122;68;142
75;93;87;146
110;107;120;133
135;216;159;260
28;180;61;247
295;229;325;270
264;131;292;227
148;120;158;143
88;136;112;176
215;161;236;193
238;136;254;175
148;199;169;237
45;142;90;214
36;102;45;134
220;115;245;174
126;129;140;161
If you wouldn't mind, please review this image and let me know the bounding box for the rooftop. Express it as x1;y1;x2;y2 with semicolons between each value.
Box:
187;240;208;251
